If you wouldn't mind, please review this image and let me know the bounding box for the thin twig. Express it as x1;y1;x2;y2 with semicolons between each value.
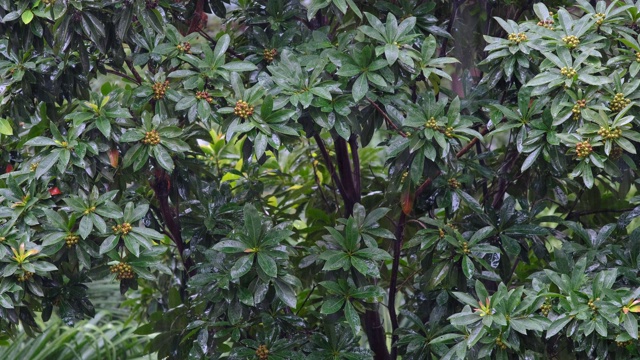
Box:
569;207;635;218
296;284;316;316
125;59;143;84
366;98;407;137
105;69;139;84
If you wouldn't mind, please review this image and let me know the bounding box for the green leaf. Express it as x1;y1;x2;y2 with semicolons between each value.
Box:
243;204;262;244
213;240;248;253
343;302;361;334
78;215;93;239
0;118;12;135
213;34;230;60
257;253;277;278
131;227;164;240
221;62;258;72
274;279;297;308
322;252;350;271
384;43;399;65
120;130;144;142
624;313;638;339
351;256;379;277
230;254;254;279
25;137;58;146
123;234;141;257
352;74;368;102
307;0;331;20
96;116;111;138
99;235;119;254
21;10;33;24
153;145;174;172
546;315;572;338
320;297;344;315
36;150;61;178
461;255;475;279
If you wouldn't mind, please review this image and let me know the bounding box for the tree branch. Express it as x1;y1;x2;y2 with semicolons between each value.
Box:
335;136;357;215
105;68;139;84
367;98;407;137
313;133;347;201
389;211;407;360
151;168;194;277
348;135;361;198
125;59;143;84
568;207;635;219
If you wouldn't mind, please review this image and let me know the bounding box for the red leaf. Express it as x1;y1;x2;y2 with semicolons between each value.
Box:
108;148;119;168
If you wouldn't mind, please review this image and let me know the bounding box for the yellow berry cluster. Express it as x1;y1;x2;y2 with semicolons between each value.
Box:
30;162;39;172
17;271;34;282
562;35;580;49
540;299;552;316
152;80;170;100
0;237;5;242
560;67;577;78
636;52;640;63
594;13;605;26
597;127;622;140
256;345;269;360
572;99;587;120
575;140;593;158
537;12;555;30
142;130;161;146
507;33;527;44
587;298;599;312
263;48;277;63
234;100;254;119
83;206;96;215
176;42;191;54
112;222;133;235
442;126;455;138
460;241;470;254
495;336;507;350
609;147;623;160
196;91;213;104
425;117;439;130
43;0;55;5
439;228;445;238
65;233;80;247
609;93;630;112
617;340;633;347
110;263;134;280
448;178;460;189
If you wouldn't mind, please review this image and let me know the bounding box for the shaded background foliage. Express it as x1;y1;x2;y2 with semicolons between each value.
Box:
1;0;640;360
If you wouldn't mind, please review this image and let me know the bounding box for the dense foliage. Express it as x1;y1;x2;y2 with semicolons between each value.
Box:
2;0;640;359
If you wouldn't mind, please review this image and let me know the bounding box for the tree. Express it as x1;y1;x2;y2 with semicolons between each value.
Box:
1;0;640;359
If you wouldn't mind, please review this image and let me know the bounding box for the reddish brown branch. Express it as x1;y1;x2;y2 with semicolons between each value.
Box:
367;98;407;137
313;133;347;201
125;59;143;84
151;168;194;276
388;211;406;360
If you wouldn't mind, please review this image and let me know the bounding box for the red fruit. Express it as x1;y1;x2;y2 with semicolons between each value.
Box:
48;187;62;196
